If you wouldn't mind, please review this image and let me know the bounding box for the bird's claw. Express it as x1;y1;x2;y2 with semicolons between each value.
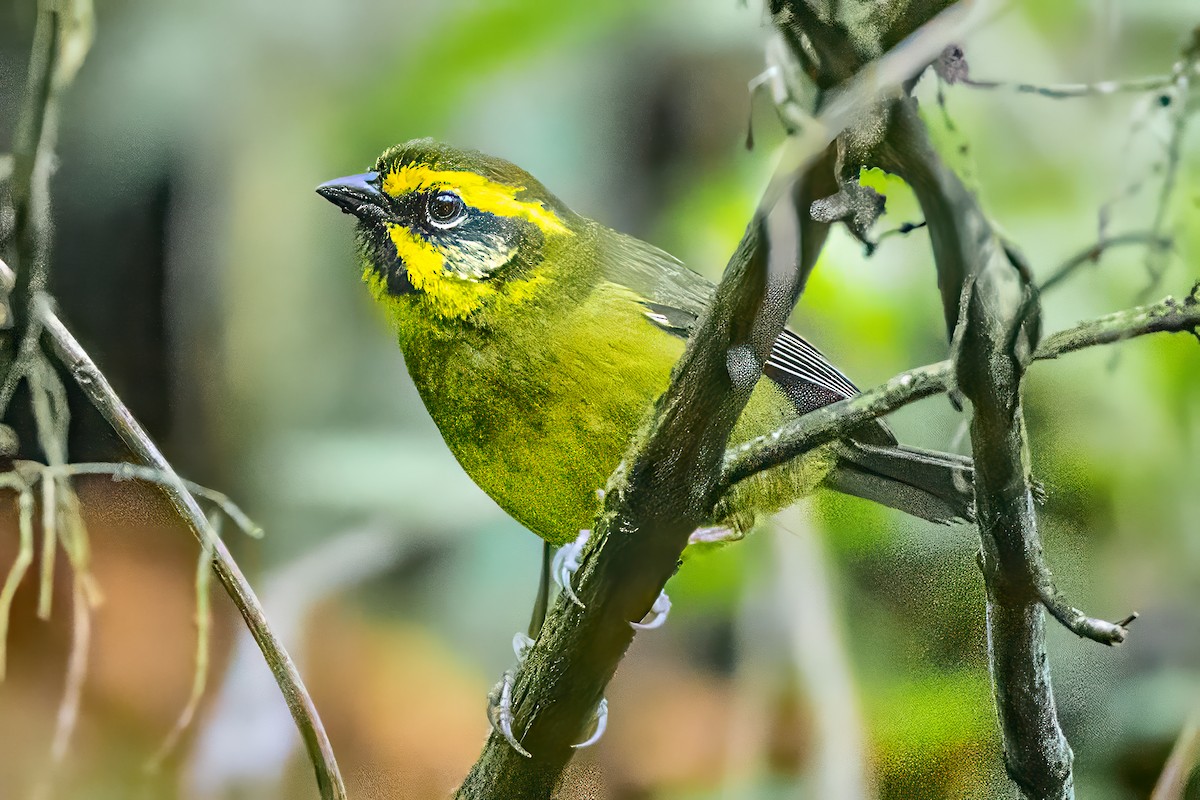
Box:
512;631;534;662
489;530;620;754
486;670;531;758
688;525;742;546
630;590;671;631
573;698;609;750
489;631;608;755
552;529;590;608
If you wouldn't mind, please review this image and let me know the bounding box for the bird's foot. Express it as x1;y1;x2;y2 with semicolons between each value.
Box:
552;529;591;608
487;631;611;754
487;669;531;758
574;698;609;750
485;633;536;757
511;631;534;662
631;590;672;631
688;525;742;546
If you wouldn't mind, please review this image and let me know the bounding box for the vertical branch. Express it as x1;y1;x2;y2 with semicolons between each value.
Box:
2;0;93;412
873;98;1074;800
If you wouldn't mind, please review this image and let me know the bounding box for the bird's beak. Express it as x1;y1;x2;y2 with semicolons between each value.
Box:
316;172;385;219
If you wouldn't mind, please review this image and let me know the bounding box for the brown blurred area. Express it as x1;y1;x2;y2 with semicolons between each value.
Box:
0;480;827;799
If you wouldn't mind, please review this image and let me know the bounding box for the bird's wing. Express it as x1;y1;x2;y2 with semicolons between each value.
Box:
600;230;897;446
599;230;713;321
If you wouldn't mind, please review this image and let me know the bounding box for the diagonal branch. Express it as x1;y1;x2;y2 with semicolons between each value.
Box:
720;287;1200;491
456;5;985;797
456;171;813;800
0;257;347;800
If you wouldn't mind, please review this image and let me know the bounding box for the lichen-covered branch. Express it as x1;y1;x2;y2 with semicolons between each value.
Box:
456;176;815;800
873;95;1073;800
1037;285;1200;356
721;287;1200;492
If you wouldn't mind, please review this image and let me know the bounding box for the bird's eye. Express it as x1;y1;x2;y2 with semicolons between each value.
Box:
427;191;466;227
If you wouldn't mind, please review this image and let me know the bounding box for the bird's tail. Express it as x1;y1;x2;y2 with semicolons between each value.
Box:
823;440;976;524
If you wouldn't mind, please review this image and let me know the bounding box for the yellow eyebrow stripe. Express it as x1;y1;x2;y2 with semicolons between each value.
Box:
382;164;569;236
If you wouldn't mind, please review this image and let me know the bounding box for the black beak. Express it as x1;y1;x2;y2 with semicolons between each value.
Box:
316;171;385;219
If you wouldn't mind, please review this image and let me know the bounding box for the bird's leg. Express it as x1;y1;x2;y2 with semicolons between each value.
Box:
488;541;616;755
486;543;553;758
631;590;672;631
486;630;536;757
537;528;668;750
528;540;552;638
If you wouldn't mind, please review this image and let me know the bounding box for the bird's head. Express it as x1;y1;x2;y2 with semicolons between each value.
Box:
318;139;579;324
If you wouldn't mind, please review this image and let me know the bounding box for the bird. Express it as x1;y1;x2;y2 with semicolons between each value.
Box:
318;138;974;751
318;137;973;542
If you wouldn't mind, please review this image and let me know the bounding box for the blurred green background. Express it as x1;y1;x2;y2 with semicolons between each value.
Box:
0;1;1198;798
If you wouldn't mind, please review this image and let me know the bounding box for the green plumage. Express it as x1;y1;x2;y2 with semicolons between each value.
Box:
320;140;975;548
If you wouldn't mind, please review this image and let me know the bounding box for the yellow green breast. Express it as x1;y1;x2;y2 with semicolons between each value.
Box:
385;281;834;546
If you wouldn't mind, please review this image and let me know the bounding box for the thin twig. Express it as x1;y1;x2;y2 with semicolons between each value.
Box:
1138;70;1193;302
0;474;35;681
2;5;60;416
1036;283;1200;358
29;576;93;800
44;462;263;539
1038;584;1135;645
38;471;56;619
961;73;1186;99
145;512;219;773
52;578;92;765
0;256;347;800
721;361;952;490
1040;233;1173;294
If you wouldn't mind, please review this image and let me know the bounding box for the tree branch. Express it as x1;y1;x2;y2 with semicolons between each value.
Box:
1037;285;1200;356
456;4;984;796
873;95;1073;800
1039;233;1173;294
456;184;808;800
720;287;1200;491
0;5;60;415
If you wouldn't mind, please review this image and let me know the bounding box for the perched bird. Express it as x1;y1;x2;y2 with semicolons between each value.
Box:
318;139;974;555
318;139;974;754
